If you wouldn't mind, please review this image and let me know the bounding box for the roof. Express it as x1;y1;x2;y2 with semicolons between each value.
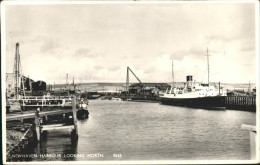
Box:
130;83;171;88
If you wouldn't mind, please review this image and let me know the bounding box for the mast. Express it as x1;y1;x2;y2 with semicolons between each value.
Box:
66;73;69;89
172;60;174;88
28;75;32;93
207;47;210;90
248;81;251;96
73;76;75;91
53;82;55;94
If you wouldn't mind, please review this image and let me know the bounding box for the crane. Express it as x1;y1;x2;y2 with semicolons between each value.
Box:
126;66;143;97
13;42;22;99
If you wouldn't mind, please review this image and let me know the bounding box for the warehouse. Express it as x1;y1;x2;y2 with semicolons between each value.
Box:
129;83;171;96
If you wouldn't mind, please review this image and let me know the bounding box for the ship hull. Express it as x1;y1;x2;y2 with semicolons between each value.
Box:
161;96;226;110
77;108;89;119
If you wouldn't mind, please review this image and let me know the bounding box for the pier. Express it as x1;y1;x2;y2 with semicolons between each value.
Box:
225;96;256;111
7;96;79;142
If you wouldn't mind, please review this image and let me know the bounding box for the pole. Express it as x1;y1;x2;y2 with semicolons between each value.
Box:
71;96;78;137
28;75;32;93
172;60;174;88
14;42;21;99
126;67;129;98
248;81;251;96
73;76;75;91
219;82;220;95
207;48;210;90
21;75;26;96
35;108;41;141
66;73;68;89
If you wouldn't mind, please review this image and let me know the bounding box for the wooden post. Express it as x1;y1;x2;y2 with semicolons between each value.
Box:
71;96;78;137
219;82;220;95
241;124;257;160
35;108;41;141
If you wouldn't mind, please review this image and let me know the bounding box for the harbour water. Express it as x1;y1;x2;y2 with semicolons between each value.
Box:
31;100;255;161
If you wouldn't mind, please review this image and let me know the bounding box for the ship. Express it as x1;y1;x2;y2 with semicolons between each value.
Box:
77;97;89;119
160;49;227;110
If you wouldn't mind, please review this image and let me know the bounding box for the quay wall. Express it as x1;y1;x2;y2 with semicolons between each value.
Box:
6;122;38;161
124;95;256;112
225;96;256;112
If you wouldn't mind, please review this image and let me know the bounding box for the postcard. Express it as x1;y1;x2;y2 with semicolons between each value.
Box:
1;0;259;164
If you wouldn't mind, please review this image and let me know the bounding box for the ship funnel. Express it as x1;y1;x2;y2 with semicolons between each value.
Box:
186;75;193;89
186;75;193;82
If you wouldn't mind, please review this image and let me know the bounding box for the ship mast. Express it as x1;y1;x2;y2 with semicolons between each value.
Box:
73;76;75;91
207;48;210;90
172;60;174;88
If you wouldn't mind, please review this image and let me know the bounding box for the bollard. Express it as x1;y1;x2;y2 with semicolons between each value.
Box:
241;124;257;160
71;96;78;138
35;108;41;141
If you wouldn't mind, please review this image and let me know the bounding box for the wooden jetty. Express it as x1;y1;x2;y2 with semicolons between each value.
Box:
225;96;256;111
6;95;79;141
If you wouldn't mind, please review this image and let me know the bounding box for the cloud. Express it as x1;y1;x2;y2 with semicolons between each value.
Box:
108;65;121;71
244;63;251;67
94;65;104;70
40;39;59;54
240;45;255;52
75;48;90;57
31;35;46;43
205;34;235;43
4;3;256;83
7;30;28;38
144;66;155;74
75;48;103;58
169;46;207;61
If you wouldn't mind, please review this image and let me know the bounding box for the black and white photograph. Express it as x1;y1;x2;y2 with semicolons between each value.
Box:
1;0;259;164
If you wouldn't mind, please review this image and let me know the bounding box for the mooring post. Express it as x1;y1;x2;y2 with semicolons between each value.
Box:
35;108;41;141
241;124;257;160
71;96;78;137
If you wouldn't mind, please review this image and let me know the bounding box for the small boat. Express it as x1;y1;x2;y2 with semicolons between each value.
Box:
77;98;89;119
111;97;122;101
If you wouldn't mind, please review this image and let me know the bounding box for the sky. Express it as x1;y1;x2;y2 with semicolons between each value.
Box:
3;2;257;84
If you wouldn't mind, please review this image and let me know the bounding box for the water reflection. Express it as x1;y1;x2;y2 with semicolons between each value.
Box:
78;118;88;124
34;131;78;161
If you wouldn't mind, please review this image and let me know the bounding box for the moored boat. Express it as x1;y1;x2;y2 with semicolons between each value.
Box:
77;98;89;119
111;97;122;101
160;49;227;110
160;76;226;110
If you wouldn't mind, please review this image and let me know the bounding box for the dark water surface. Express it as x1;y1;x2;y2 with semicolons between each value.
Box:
32;100;255;161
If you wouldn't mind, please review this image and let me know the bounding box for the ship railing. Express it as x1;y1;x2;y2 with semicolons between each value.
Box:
7;97;73;110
